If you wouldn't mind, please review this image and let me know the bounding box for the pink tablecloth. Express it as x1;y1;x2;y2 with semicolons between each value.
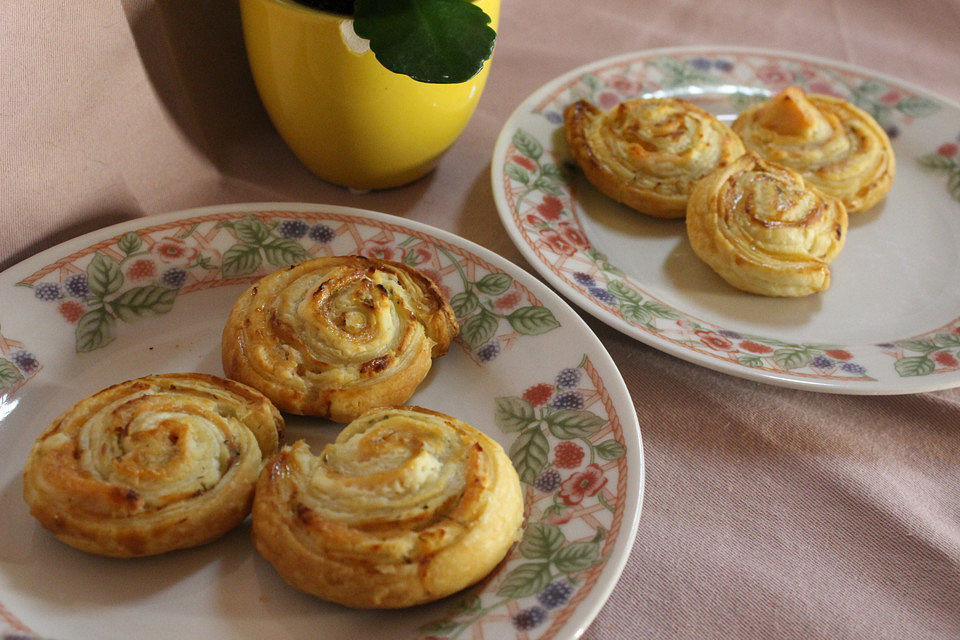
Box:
3;1;960;638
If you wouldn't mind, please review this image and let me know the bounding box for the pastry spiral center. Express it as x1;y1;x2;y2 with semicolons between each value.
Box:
764;107;852;170
732;87;894;214
604;100;731;190
301;416;467;527
79;394;241;510
720;169;837;261
279;268;411;366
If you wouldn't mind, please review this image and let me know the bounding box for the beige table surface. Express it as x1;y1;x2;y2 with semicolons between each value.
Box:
3;1;960;638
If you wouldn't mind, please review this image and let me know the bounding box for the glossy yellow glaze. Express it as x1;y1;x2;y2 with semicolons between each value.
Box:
240;0;500;190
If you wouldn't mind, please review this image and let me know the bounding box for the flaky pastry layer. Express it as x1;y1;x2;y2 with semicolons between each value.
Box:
686;152;848;297
222;255;459;422
564;97;746;218
22;373;284;557
732;86;895;213
252;406;524;608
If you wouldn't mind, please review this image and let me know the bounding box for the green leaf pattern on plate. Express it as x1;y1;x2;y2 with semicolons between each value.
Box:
546;52;941;132
506;129;878;381
419;357;627;639
438;246;560;359
218;216;311;277
0;327;39;394
13;211;560;368
918;134;960;202
883;330;960;378
4;209;632;640
500;51;955;383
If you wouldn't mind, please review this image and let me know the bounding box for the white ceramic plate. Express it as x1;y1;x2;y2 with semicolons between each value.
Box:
0;203;643;640
492;46;960;394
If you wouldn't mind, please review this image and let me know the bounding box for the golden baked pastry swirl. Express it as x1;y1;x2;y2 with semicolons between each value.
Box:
252;406;524;608
564;97;746;217
22;373;284;557
222;256;459;423
732;86;895;213
686;152;848;297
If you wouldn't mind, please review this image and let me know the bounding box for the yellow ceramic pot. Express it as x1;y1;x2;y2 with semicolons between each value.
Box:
240;0;500;190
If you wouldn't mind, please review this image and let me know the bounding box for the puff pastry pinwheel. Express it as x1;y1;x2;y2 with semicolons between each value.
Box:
732;86;895;213
686;152;848;297
563;96;746;218
22;373;284;558
252;406;524;609
221;256;459;423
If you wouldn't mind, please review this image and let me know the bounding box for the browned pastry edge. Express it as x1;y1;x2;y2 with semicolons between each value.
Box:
221;255;459;423
563;98;745;218
22;372;284;557
251;405;525;608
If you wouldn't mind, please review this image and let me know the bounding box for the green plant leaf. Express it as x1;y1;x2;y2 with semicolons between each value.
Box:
534;176;564;196
917;153;956;170
621;304;653;326
656;56;717;86
418;618;461;635
581;74;603;93
540;163;563;178
751;336;802;349
353;0;496;84
896;96;940;118
494;396;536;432
607;280;642;305
934;333;960;348
506;164;530;185
850;93;880;117
899;339;939;353
730;92;766;111
858;79;887;95
949;169;960;201
519;522;566;560
597;260;626;277
233;217;272;245
457;594;482;613
475;273;513;296
86;253;123;298
868;104;892;126
508;426;550;484
506;305;561;335
76;307;116;352
643;300;680;320
495;561;552;599
738;355;765;368
772;347;812;370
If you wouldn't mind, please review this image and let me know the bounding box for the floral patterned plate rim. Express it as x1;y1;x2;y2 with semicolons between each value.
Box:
0;203;643;640
491;45;960;395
